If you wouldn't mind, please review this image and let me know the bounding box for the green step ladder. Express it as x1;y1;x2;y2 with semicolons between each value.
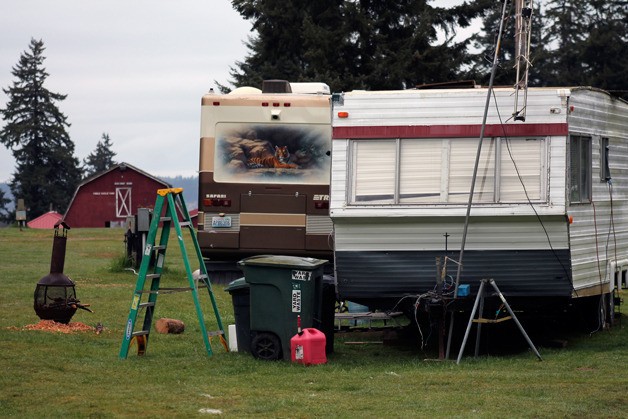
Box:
119;188;228;359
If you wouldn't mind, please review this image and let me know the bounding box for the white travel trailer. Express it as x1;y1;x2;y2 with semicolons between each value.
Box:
330;86;627;319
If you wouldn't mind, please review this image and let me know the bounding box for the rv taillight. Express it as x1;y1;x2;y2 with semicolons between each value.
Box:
204;198;231;208
262;102;269;107
284;103;291;107
273;102;280;107
213;102;220;106
338;111;349;118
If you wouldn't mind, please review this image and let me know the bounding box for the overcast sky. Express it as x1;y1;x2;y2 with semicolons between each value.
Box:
0;1;477;185
0;1;252;183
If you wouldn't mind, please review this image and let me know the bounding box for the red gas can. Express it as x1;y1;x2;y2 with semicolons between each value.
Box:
290;328;327;365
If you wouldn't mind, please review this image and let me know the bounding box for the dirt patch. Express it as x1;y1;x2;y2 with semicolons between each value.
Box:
12;320;102;334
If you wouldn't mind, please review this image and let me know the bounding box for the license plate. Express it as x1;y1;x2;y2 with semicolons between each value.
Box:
211;216;232;228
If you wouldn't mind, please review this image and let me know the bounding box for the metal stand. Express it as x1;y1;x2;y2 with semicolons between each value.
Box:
456;279;542;364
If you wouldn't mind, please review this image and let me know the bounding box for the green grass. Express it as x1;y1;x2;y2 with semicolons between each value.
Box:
1;227;626;418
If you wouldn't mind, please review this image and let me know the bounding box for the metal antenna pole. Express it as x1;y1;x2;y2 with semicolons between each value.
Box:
445;0;511;360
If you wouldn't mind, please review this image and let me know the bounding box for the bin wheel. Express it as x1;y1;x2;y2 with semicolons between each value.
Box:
251;332;282;360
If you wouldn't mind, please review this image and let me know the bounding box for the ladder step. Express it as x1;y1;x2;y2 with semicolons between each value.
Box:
132;330;150;337
160;216;171;222
138;302;155;308
473;316;512;324
207;330;225;337
146;274;161;279
179;221;191;227
153;245;166;252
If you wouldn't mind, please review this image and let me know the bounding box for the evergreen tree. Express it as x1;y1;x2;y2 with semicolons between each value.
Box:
83;133;117;177
542;0;628;98
226;0;489;92
0;38;82;218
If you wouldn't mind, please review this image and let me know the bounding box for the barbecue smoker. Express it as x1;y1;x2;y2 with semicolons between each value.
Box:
34;222;92;324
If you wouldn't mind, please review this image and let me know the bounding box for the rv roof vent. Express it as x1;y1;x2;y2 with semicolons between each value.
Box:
262;80;292;94
290;82;331;95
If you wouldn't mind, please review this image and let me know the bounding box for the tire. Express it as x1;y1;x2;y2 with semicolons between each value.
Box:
251;332;282;361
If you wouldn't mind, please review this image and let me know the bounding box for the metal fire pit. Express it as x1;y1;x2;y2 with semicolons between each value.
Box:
34;222;91;324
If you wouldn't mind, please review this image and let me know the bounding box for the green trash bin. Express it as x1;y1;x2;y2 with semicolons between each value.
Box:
239;255;327;360
224;278;251;353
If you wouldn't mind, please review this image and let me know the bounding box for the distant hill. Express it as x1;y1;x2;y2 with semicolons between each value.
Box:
160;176;198;209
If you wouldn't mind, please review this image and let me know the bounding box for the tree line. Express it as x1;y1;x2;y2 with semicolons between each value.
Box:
1;1;626;222
224;0;627;95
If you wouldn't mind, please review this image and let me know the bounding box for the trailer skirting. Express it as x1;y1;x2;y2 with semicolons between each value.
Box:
335;249;573;309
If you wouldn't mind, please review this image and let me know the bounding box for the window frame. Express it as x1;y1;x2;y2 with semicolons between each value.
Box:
348;136;548;205
569;134;592;204
599;136;611;182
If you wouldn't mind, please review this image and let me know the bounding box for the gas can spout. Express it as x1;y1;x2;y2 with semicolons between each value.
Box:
297;315;303;336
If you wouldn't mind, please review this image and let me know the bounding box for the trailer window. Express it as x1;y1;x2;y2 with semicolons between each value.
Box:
499;138;544;201
348;137;545;205
448;138;495;203
600;137;611;181
351;140;396;203
399;139;442;203
569;135;592;203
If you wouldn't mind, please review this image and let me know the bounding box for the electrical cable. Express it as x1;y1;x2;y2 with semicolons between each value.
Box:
591;200;604;285
491;89;575;292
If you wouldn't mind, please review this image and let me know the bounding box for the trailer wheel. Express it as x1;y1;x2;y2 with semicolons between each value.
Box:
251;332;282;360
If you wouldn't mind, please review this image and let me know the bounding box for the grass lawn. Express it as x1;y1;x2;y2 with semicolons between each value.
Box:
0;227;626;418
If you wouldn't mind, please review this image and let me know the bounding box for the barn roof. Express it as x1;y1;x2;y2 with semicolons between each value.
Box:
79;162;171;187
27;211;63;229
63;162;171;220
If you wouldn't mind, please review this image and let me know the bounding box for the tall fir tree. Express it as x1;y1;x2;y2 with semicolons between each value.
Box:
542;0;628;98
83;133;117;177
0;38;82;218
226;0;489;92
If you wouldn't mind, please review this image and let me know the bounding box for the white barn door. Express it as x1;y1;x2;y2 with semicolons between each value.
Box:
116;187;132;218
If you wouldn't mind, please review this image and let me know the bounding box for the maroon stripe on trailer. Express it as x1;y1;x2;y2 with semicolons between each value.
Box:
333;123;569;139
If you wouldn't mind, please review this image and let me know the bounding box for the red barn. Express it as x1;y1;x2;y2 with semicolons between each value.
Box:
63;163;171;228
